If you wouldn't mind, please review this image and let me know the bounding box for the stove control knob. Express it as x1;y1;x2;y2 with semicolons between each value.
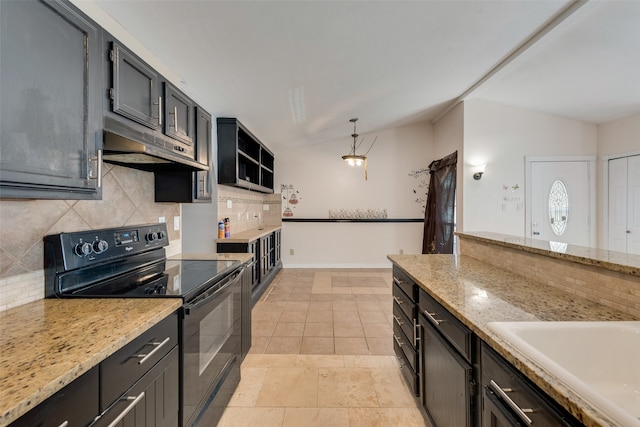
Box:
146;232;158;242
158;231;167;240
74;242;93;256
92;240;109;254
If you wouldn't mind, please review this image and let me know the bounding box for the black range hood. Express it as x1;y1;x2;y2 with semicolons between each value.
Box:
103;117;208;172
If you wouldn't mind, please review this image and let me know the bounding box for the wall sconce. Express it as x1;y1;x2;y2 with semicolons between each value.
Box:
473;164;486;180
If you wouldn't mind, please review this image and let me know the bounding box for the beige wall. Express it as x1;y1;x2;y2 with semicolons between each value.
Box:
0;164;182;310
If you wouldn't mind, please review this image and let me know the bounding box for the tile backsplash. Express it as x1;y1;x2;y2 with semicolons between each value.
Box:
217;186;281;235
0;164;182;311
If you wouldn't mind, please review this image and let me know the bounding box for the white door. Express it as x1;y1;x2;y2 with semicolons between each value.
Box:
529;160;592;247
609;155;640;255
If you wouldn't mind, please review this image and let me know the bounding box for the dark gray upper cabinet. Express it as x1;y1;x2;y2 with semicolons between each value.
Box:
0;0;103;200
164;82;194;146
154;105;212;203
217;118;275;194
110;42;160;130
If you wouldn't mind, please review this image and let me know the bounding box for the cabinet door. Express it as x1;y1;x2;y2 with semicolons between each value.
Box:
422;318;473;427
110;42;160;130
94;346;179;427
0;0;102;199
193;106;212;202
164;82;194;146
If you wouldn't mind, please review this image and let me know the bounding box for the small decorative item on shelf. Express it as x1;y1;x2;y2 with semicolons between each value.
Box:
328;208;388;219
224;218;230;238
218;221;224;239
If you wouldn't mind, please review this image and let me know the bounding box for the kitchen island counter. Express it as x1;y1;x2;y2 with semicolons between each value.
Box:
0;298;181;426
388;253;637;427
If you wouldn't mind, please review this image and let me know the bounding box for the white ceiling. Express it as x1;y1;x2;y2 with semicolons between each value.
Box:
92;0;640;151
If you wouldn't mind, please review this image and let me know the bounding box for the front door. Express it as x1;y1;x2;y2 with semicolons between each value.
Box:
527;158;594;247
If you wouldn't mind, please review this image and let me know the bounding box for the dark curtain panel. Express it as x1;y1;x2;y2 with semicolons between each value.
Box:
422;151;457;254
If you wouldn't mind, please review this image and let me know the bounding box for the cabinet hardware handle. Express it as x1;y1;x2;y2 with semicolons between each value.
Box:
393;334;403;347
57;421;69;427
135;337;170;365
393;315;403;326
489;380;533;425
423;310;443;326
413;320;420;345
392;277;402;286
106;391;145;427
169;106;178;129
393;296;403;305
88;149;102;188
154;96;162;126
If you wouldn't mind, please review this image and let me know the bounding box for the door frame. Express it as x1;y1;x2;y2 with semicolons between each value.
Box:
524;156;596;246
601;150;640;250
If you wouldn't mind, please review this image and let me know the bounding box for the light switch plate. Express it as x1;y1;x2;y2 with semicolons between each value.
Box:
263;204;269;211
158;216;166;223
174;216;180;231
227;199;233;209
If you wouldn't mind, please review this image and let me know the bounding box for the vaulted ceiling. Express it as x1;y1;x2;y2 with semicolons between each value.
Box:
89;0;640;151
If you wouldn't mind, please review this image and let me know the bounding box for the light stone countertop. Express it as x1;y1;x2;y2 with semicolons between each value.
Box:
170;252;254;263
457;231;640;277
215;226;281;244
0;298;182;426
387;254;637;427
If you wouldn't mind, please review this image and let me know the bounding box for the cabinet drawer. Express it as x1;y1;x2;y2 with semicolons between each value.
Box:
393;323;418;372
394;340;419;396
10;366;99;427
419;288;472;363
392;302;415;348
392;284;416;321
481;343;581;427
392;267;418;301
100;312;178;410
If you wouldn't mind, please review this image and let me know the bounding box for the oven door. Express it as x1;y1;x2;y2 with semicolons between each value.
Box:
181;267;243;427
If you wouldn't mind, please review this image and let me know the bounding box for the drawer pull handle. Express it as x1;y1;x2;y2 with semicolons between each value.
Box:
107;391;145;427
489;380;533;425
136;336;170;365
424;310;443;326
413;320;420;345
392;277;402;286
393;296;403;305
393;315;404;326
58;422;69;427
393;334;404;347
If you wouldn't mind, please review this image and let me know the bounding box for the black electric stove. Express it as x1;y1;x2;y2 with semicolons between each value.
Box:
44;223;241;302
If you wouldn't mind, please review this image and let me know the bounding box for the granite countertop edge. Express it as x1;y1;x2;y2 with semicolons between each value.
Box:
457;231;640;277
387;253;637;427
0;298;182;426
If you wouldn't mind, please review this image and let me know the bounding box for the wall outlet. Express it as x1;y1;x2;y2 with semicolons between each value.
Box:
158;216;166;223
226;199;232;209
263;204;269;211
290;249;295;256
237;213;242;220
173;216;180;231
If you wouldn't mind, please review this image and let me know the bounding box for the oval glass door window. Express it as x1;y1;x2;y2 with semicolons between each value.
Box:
548;179;569;236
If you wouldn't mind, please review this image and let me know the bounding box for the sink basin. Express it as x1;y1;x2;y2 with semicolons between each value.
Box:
487;321;640;427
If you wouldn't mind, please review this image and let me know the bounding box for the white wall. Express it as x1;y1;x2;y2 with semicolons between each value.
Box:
276;122;433;267
461;99;597;236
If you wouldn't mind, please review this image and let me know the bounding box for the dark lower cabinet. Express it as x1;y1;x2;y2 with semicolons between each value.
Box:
392;267;419;396
94;347;179;427
9;366;99;427
421;315;474;427
0;0;103;200
481;343;582;427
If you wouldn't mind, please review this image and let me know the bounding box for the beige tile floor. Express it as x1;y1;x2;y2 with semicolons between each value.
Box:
218;268;429;427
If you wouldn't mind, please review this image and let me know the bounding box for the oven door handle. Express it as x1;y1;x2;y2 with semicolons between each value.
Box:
183;268;243;315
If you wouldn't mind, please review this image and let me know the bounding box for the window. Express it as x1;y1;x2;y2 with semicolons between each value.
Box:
548;180;569;236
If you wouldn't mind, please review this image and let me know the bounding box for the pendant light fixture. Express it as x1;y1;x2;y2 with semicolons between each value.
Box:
342;118;376;180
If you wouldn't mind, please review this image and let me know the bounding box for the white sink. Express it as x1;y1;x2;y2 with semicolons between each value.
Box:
487;321;640;427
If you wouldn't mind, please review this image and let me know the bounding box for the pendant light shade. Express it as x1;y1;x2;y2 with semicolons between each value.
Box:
342;118;376;179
